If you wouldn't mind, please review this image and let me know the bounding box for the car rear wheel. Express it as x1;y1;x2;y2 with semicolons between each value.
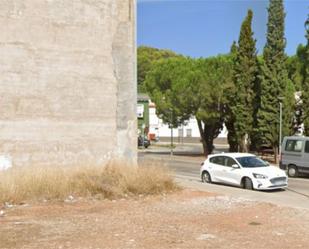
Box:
287;165;298;178
243;177;253;190
201;171;212;183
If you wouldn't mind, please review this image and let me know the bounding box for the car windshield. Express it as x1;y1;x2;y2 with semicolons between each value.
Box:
236;156;269;168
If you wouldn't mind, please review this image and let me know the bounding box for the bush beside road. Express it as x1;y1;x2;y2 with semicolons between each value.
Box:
0;162;177;204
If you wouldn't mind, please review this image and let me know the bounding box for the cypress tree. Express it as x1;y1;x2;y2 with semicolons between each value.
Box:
230;9;258;152
256;0;295;162
225;41;239;152
302;15;309;135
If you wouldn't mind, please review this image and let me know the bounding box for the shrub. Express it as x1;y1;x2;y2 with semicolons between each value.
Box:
0;161;178;204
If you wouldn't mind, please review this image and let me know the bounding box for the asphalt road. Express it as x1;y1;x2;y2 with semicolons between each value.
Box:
139;150;309;210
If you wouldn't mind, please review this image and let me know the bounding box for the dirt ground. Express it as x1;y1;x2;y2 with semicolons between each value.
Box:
0;190;308;249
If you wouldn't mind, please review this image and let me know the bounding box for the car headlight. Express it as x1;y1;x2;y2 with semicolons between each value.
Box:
253;173;268;179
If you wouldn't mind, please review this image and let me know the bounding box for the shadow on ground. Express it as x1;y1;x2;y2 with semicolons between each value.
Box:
143;150;205;157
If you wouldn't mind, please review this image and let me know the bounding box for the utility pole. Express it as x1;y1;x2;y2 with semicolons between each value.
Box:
170;109;173;156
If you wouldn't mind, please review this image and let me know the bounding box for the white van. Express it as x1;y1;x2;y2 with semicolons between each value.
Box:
280;136;309;177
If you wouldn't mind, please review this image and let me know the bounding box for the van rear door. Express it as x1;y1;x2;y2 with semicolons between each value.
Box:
301;140;309;173
282;138;303;167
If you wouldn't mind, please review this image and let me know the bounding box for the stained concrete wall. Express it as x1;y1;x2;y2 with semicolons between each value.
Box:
0;0;136;166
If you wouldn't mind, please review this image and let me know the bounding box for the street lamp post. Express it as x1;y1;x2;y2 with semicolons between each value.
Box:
279;102;283;157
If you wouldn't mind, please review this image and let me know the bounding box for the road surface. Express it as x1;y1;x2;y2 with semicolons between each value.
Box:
139;150;309;210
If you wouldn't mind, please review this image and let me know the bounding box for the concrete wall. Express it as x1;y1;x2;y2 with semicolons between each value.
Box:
0;0;136;167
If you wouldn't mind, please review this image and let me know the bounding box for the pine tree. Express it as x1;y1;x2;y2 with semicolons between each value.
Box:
302;15;309;135
230;9;258;152
256;0;295;162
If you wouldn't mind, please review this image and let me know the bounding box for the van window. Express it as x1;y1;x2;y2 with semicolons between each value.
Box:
285;139;303;152
305;141;309;153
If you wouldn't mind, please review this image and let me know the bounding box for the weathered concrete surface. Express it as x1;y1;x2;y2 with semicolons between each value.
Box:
0;0;136;166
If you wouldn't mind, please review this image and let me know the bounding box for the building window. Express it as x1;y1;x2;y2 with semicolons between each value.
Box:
178;129;183;137
137;104;144;118
186;129;192;137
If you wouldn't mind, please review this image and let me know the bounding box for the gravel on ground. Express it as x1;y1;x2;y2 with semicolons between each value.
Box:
0;189;308;249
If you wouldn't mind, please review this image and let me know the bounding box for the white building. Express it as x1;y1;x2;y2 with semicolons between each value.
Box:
148;101;227;142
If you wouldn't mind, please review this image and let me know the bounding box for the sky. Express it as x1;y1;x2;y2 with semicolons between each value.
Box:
137;0;308;57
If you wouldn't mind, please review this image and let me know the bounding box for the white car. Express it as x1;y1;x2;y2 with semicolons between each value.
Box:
200;153;288;190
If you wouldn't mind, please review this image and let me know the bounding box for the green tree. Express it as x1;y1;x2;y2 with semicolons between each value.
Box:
145;56;233;157
302;15;309;135
256;0;295;162
196;56;233;156
286;53;303;92
250;55;264;151
145;57;200;127
225;41;239;152
228;10;258;152
286;46;306;134
137;46;178;92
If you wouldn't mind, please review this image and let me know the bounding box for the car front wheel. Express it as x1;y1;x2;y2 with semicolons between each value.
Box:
243;177;253;190
201;171;212;183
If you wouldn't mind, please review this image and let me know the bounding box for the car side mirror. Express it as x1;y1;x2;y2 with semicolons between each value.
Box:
232;164;239;169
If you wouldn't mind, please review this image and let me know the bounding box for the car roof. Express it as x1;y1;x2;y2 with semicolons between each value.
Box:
209;153;255;159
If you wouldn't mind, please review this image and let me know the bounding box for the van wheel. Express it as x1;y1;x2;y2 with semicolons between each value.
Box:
287;165;298;177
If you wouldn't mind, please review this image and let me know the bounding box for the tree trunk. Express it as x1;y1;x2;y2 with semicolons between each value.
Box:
205;138;214;155
197;119;216;157
228;135;238;152
240;134;248;152
201;139;210;157
227;124;238;152
197;119;209;157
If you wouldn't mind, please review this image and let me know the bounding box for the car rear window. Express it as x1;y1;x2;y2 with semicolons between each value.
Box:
209;156;224;166
285;139;303;152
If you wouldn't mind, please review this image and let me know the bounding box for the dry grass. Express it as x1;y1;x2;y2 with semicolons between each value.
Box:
0;161;179;204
